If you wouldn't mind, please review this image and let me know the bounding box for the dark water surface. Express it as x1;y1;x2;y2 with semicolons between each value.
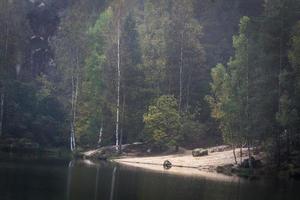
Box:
0;157;300;200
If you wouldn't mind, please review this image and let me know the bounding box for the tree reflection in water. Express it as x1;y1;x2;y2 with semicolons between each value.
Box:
110;166;117;200
66;160;74;200
94;165;100;200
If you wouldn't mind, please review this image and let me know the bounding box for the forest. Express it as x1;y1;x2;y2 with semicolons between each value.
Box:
0;0;300;169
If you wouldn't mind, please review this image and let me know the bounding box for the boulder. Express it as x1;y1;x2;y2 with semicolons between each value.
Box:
82;143;147;160
209;145;231;153
192;148;208;157
83;147;115;160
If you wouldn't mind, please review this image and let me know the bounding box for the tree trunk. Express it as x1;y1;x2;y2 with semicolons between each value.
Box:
70;75;75;151
233;145;238;164
0;92;4;137
98;127;103;147
119;94;126;153
70;59;79;152
115;19;121;152
70;125;75;151
73;70;79;150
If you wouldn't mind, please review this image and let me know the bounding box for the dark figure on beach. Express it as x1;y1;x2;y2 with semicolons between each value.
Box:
163;160;172;169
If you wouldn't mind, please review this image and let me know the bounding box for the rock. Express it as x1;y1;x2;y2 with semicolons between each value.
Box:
209;145;231;153
163;160;172;169
82;143;148;160
83;147;115;160
192;148;208;157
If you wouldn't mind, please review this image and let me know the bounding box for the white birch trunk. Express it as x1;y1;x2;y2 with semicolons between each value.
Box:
70;70;78;151
0;92;4;137
73;71;79;149
119;94;125;152
98;127;103;146
70;51;80;152
70;75;75;151
115;19;121;152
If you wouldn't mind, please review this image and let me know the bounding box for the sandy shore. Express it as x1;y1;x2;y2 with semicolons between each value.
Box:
114;148;245;182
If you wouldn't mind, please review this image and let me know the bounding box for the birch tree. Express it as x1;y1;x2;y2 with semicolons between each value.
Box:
114;0;124;152
70;63;79;151
112;0;137;152
52;1;93;151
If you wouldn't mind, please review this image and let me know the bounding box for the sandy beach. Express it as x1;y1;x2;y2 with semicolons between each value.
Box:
114;148;245;181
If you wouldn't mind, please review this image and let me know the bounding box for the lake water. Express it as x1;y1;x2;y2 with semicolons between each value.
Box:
0;157;300;200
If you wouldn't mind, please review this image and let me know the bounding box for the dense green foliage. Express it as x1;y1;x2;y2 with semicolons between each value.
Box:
143;95;181;150
207;0;300;165
0;0;67;147
1;0;300;161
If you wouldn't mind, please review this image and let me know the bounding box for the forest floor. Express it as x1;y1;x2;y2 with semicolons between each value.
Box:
113;147;252;181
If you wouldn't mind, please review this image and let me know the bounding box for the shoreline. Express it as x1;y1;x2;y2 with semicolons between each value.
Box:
114;159;241;182
113;148;245;182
